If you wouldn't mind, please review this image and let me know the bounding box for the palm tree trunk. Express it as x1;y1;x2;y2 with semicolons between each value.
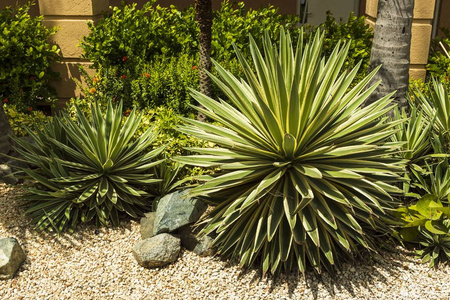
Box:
0;104;14;162
195;0;213;121
364;0;414;114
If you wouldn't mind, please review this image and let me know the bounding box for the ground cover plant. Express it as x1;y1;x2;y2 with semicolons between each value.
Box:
0;1;59;112
11;100;164;232
3;103;49;137
175;28;404;275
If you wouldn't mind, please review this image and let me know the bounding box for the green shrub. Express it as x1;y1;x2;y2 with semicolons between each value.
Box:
80;53;199;114
81;1;371;74
80;2;372;114
12;100;164;232
76;53;244;115
427;28;450;79
80;1;197;73
211;1;300;58
0;1;60;111
3;103;50;137
80;0;301;68
176;29;404;275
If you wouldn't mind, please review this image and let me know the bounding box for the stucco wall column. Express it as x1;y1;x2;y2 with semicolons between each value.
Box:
365;0;436;80
38;0;109;110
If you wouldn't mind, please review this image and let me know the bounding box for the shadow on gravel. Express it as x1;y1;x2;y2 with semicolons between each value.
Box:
212;238;415;299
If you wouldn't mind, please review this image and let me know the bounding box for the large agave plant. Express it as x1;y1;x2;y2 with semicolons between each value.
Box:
13;101;164;232
175;28;404;274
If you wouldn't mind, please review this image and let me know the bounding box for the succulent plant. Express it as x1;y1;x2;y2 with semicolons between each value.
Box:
13;100;164;232
175;28;404;274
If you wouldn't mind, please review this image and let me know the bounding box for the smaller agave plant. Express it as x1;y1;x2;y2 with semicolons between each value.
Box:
176;28;405;275
12;100;164;232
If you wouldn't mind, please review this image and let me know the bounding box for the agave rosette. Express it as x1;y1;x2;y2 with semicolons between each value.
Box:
13;100;164;232
175;28;404;274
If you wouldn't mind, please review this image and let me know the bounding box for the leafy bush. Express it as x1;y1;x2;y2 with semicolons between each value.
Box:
3;103;50;137
80;2;372;115
176;29;404;275
211;1;300;58
427;28;450;79
80;1;197;73
76;54;199;114
81;1;301;67
0;1;60;111
12;100;164;232
76;53;244;116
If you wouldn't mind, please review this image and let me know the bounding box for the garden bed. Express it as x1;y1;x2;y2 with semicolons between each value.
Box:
1;183;449;299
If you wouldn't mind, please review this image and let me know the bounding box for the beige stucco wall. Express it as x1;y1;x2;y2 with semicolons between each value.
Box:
365;0;436;80
2;0;40;16
35;0;109;107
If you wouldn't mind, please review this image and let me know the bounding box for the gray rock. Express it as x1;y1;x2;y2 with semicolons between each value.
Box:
132;233;180;268
0;237;26;280
140;212;156;240
179;226;215;257
0;164;18;185
153;190;207;235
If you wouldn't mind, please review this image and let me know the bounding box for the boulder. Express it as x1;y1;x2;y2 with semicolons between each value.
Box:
132;233;180;268
0;164;18;185
0;237;26;280
179;226;215;257
153;190;207;235
140;212;156;240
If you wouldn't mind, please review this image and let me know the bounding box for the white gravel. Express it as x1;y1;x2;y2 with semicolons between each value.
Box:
1;183;450;299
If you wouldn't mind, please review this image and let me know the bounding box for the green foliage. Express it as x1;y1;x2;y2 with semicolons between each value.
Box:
427;28;450;79
81;1;371;76
396;193;450;267
80;1;197;73
80;0;300;68
316;12;373;85
78;53;199;114
175;29;404;275
3;103;50;137
0;1;60;111
12;100;164;232
211;1;300;58
80;2;372;116
412;78;450;143
394;78;450;267
76;53;244;116
391;106;433;199
66;98;216;185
